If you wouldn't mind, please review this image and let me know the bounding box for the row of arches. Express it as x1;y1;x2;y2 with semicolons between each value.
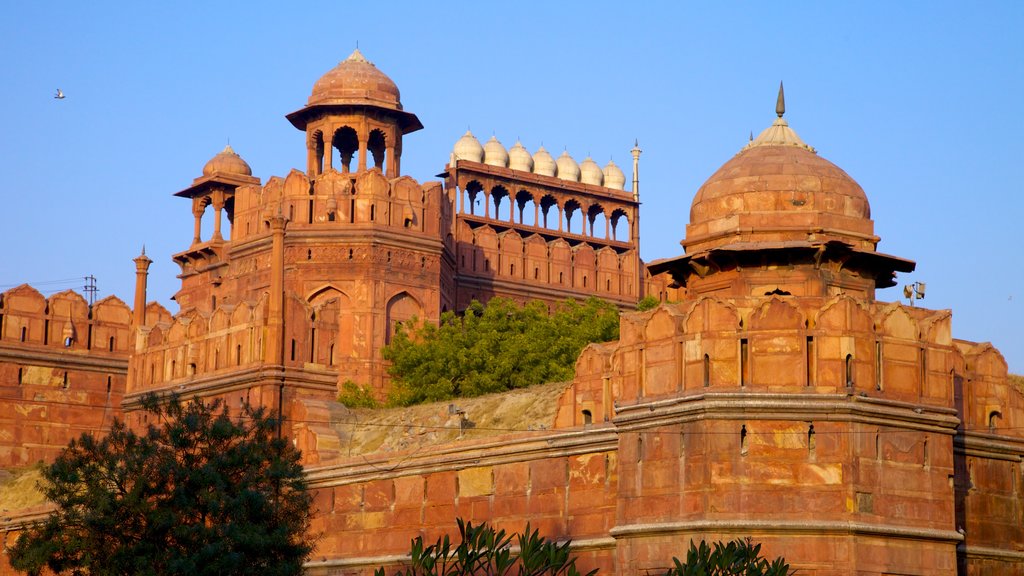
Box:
459;182;632;242
310;126;391;176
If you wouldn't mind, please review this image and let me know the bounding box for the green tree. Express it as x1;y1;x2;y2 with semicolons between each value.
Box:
376;519;596;576
636;295;661;311
664;539;792;576
9;394;314;576
383;297;620;406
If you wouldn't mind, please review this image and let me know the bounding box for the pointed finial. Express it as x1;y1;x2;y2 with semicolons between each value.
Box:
749;131;753;142
776;81;785;118
141;244;146;256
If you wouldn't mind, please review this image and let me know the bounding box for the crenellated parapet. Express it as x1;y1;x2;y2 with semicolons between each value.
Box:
0;285;133;466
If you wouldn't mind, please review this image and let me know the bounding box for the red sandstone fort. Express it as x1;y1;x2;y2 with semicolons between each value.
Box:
1;50;1021;575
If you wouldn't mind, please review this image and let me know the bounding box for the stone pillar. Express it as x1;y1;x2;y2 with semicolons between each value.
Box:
266;212;288;365
211;191;225;241
385;145;395;178
132;249;152;328
534;203;540;227
192;199;205;244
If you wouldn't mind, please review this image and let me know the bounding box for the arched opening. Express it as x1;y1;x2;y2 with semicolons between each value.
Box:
386;292;423;344
491;186;511;222
611;209;630;242
989;410;1002;432
845;354;854;387
582;409;593;426
564;199;582;235
540;195;558;230
464;181;484;215
333;126;358;173
368;129;386;170
703;353;711;387
588;204;607;239
515;190;535;226
312;130;324;175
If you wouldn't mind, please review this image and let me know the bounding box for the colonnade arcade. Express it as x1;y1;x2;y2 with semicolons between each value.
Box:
457;179;634;244
304;114;402;179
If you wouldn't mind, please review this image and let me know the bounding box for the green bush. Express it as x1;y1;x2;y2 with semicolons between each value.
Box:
375;519;596;576
664;538;792;576
338;380;380;408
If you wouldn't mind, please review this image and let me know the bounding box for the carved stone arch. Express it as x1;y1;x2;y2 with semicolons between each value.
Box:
919;310;953;346
386;291;424;343
147;325;165;347
3;284;46;314
367;128;387;170
230;302;253;326
463;180;485;215
587;202;608;238
645;305;683;341
563;198;583;234
539;194;559;229
876;303;919;341
332;125;359;172
283;169;311;198
94;296;133;325
185;311;209;338
166;317;188;344
515;189;536;225
749;296;805;331
816;293;872;332
611;208;630;242
210;307;231;332
684;296;740;333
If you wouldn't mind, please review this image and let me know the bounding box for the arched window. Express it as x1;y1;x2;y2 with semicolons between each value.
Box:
368;129;386;170
845;354;854;387
333;127;358;173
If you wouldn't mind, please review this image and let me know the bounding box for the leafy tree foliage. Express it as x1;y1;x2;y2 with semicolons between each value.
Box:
375;519;596;576
664;539;792;576
383;297;620;406
636;295;661;311
9;394;314;576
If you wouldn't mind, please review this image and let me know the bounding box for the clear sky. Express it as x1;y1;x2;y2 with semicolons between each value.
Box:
1;1;1021;371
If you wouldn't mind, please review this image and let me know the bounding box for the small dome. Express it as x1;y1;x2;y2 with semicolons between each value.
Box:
533;146;557;177
202;145;252;177
453;130;484;163
603;160;626;190
555;151;580;182
483;136;509;168
309;49;401;109
579;157;604;186
508;141;534;172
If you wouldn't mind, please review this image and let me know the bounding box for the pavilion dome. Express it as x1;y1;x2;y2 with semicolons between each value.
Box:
603;160;626;190
453;130;484;163
533;146;557;176
555;151;580;182
483;136;509;167
685;91;875;254
202;145;252;177
579;157;604;186
508;141;534;172
309;49;402;110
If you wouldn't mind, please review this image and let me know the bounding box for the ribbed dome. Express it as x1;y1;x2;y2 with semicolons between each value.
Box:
508;141;534;172
202;145;252;177
309;49;401;109
579;157;604;186
685;119;874;253
453;130;484;163
555;151;580;182
533;146;557;177
483;136;509;168
603;160;626;190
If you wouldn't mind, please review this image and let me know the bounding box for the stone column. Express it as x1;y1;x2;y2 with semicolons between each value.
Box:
266;212;288;365
211;190;225;241
132;249;152;328
192;199;205;244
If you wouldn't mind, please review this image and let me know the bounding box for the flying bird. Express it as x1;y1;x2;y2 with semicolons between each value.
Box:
54;89;65;99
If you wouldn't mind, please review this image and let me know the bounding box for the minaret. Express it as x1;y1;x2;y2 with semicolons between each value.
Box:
631;139;642;202
265;210;288;365
132;247;152;328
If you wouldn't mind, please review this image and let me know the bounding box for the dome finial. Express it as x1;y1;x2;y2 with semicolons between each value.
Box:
776;81;786;118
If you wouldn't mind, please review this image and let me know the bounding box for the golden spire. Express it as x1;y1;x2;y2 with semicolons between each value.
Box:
776;81;785;118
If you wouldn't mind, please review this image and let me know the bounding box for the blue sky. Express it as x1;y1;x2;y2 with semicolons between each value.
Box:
2;1;1021;371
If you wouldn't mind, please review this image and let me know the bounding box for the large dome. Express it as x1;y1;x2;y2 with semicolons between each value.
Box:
685;114;875;254
308;49;402;110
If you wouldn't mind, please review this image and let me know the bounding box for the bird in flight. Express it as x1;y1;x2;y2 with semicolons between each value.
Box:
54;89;65;99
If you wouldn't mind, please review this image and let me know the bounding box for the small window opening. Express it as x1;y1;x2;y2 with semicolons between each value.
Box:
387;251;392;263
510;263;515;275
875;340;883;390
740;425;748;456
845;354;854;387
310;328;316;362
328;212;335;222
21;326;27;342
484;259;490;272
188;363;197;376
62;371;69;389
808;424;816;454
307;249;312;260
923;437;930;468
703;353;711;387
43;319;49;345
87;324;93;349
348;248;353;259
290;339;297;362
582;409;593;426
370;204;375;221
583;275;588;288
920;346;927;389
329;344;335;366
740;338;750;386
236;344;242;365
106;375;112;394
558;271;563;284
989;410;1002;432
17;367;23;384
64;336;73;348
109;336;115;352
806;336;814;386
606;278;611;291
308;199;314;224
534;267;539;279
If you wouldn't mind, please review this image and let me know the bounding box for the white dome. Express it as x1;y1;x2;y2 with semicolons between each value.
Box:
452;130;484;163
603;160;626;190
579;157;604;186
483;136;509;168
508;140;534;172
533;146;557;177
555;151;580;182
